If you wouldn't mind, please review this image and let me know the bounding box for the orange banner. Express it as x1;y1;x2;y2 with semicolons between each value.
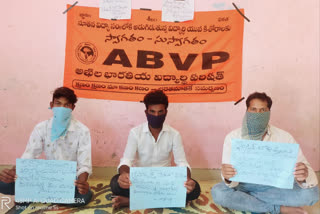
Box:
64;5;244;102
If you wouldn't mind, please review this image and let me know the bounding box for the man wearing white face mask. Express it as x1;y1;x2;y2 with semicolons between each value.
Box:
211;92;319;214
0;87;93;207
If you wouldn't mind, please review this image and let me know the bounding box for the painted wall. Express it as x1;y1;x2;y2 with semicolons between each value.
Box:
0;0;319;170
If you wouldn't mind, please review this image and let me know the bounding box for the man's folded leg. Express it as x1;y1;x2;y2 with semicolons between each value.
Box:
186;179;201;201
71;187;93;207
0;181;15;195
251;181;319;207
110;174;129;197
211;182;281;214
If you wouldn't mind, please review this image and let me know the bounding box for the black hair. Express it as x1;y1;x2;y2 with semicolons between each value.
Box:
52;87;78;105
143;90;168;109
246;92;272;110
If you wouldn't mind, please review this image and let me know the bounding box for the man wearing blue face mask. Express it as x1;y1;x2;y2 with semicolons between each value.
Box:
110;90;201;209
211;92;319;214
0;87;93;207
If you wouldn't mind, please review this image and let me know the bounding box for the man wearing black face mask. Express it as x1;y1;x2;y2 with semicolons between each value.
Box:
110;90;201;209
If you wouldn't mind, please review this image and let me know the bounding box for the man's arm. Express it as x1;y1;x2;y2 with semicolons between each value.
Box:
284;134;318;188
170;132;196;193
221;164;236;184
75;172;89;195
116;129;138;189
1;124;44;183
76;129;92;177
21;124;44;159
172;132;190;169
119;165;130;174
295;148;318;188
184;168;197;193
187;167;191;179
118;165;131;189
221;133;239;188
117;130;138;172
74;128;92;195
0;166;16;183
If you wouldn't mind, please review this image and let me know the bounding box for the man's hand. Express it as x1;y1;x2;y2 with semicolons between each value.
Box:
184;178;196;194
0;166;16;183
221;164;236;182
118;172;131;189
75;180;89;195
75;172;89;195
294;162;308;182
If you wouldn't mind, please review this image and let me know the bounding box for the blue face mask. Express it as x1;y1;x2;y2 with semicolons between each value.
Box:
146;113;166;129
51;107;72;142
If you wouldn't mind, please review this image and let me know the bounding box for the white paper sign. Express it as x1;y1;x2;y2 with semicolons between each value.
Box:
162;0;194;22
99;0;131;20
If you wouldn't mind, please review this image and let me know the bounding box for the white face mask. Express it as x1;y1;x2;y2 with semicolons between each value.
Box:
51;107;72;142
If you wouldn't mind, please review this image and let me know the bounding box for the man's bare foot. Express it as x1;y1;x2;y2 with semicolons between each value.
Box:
112;196;129;209
280;206;308;214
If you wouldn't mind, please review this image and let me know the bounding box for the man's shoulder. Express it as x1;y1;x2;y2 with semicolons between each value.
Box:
163;124;180;135
34;119;51;130
71;118;90;133
269;125;287;133
130;122;146;133
269;125;295;140
225;127;242;139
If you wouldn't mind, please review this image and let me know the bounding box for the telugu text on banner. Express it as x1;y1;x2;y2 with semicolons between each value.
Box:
64;5;244;102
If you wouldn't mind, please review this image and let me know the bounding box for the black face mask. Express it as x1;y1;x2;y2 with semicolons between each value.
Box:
146;112;166;129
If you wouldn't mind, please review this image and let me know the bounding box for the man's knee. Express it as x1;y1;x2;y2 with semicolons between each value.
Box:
81;189;93;206
284;185;320;207
300;186;319;206
0;181;15;195
211;182;230;205
74;189;93;207
109;174;129;197
186;179;201;201
110;174;120;194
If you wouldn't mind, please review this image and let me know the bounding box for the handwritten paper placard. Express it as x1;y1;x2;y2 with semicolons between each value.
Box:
162;0;194;22
230;139;299;189
130;167;187;210
99;0;131;20
15;159;77;203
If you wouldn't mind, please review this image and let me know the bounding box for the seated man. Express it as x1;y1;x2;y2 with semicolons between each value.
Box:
0;87;93;207
211;92;319;214
110;90;201;209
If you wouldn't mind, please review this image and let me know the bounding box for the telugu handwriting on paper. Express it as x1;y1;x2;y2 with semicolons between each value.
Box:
162;0;194;22
99;0;131;20
130;167;187;210
15;159;77;203
230;139;299;189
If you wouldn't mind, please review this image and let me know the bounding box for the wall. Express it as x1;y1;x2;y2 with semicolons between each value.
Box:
0;0;319;170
